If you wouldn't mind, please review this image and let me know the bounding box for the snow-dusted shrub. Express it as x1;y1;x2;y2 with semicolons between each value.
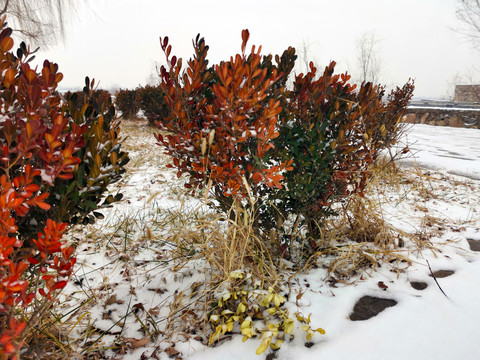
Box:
269;64;414;244
0;16;128;357
54;77;129;227
156;30;294;214
15;76;129;241
0;17;77;358
154;29;413;253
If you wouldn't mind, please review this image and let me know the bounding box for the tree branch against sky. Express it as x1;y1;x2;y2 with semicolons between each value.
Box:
0;0;81;48
355;31;382;84
456;0;480;49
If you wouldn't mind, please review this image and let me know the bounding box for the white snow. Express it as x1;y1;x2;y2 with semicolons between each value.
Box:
60;121;480;360
395;124;480;180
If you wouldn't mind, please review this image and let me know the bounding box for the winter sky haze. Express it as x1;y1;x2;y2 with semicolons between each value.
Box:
33;0;480;99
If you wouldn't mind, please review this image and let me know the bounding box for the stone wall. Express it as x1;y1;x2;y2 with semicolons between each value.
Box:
403;108;479;128
454;85;480;103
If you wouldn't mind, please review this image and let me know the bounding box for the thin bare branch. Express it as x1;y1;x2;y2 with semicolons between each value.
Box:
0;0;83;48
456;0;480;49
355;31;382;84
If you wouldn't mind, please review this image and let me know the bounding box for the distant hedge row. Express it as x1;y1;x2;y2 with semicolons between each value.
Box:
114;86;167;125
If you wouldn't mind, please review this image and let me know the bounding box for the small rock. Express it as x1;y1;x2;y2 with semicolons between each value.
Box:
448;116;463;128
410;281;428;290
429;270;454;278
349;296;397;321
467;239;480;252
266;352;278;360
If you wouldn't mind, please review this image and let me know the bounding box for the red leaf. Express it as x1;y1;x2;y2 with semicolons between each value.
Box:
52;280;68;290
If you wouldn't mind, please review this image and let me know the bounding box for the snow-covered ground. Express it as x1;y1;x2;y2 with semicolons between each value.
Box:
61;122;480;360
396;124;480;180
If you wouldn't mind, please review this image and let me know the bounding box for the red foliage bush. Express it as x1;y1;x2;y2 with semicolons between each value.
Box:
154;29;413;253
156;31;292;211
272;62;414;240
0;16;111;358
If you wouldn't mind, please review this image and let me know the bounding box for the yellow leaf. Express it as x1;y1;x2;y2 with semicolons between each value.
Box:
283;318;294;334
256;343;268;355
209;326;222;344
229;270;244;279
95;153;102;168
267;307;277;315
240;318;253;338
270;339;283;350
256;339;270;355
96;116;104;138
237;302;247;314
315;328;326;335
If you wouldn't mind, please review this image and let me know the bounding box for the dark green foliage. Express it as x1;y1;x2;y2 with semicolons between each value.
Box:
115;88;140;119
268;63;414;243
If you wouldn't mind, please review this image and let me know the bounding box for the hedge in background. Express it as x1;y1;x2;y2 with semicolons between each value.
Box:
115;88;140;119
136;84;169;126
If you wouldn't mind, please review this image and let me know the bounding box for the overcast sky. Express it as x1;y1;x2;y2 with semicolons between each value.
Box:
32;0;480;99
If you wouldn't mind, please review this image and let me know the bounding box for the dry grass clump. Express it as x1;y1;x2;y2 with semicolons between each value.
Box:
314;194;411;280
161;198;328;354
157;196;281;342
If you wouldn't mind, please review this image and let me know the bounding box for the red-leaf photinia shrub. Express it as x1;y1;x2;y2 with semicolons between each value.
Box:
271;62;414;242
156;30;293;213
0;15;94;358
154;29;413;246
